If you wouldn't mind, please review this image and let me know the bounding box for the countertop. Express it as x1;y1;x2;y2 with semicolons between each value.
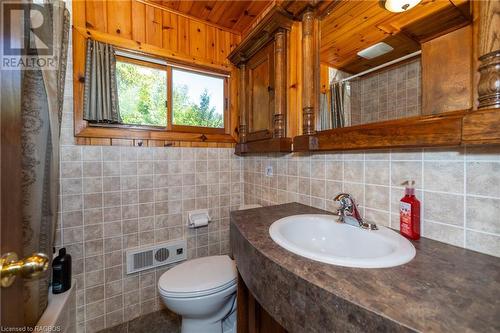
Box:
230;203;500;333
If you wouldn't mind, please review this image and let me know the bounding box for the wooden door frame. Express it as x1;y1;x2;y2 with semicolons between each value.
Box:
1;60;25;326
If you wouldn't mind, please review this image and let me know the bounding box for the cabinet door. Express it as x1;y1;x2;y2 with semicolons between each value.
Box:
247;41;275;141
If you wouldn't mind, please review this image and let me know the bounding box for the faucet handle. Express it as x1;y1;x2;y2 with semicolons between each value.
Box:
333;193;353;203
333;193;366;223
333;193;354;214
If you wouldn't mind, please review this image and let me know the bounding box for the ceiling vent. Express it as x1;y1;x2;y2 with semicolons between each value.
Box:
357;42;394;59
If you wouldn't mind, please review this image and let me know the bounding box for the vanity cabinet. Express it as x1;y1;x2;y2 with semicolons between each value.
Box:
229;8;294;154
237;273;287;333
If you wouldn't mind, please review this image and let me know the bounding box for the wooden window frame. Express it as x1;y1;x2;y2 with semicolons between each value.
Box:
168;66;229;135
73;29;235;144
89;53;229;135
113;55;169;130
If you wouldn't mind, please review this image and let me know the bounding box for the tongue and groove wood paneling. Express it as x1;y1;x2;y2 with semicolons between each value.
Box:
72;0;248;146
75;0;241;68
148;0;272;33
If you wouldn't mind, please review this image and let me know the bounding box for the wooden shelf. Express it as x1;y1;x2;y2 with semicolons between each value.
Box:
235;137;292;155
463;108;500;145
293;111;466;152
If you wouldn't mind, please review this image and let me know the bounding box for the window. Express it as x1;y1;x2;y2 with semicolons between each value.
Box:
116;57;167;127
172;68;224;129
112;52;227;133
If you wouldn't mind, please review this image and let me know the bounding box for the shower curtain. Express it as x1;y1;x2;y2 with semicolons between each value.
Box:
319;68;352;130
21;1;69;326
330;81;347;129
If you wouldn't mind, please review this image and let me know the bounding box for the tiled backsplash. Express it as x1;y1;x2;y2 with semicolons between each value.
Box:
350;58;421;125
243;148;500;258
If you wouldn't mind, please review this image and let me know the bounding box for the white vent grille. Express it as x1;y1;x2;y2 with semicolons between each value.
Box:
134;250;153;269
126;240;186;274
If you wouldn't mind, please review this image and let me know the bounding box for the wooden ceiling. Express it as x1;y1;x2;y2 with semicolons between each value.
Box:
147;0;273;32
320;0;471;73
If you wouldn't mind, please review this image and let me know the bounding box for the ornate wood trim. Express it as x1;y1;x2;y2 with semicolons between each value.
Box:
239;63;248;143
301;8;317;135
228;8;294;66
477;0;500;109
230;6;294;152
273;29;287;138
478;51;500;109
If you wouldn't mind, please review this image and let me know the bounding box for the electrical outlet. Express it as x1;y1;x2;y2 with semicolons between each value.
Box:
265;165;273;177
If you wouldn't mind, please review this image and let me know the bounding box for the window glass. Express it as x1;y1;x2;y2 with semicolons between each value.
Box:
172;68;224;128
116;59;167;127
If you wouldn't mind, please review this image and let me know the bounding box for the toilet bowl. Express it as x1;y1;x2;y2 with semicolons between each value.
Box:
158;255;237;333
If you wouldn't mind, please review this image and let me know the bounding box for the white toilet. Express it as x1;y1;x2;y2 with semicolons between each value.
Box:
158;255;237;333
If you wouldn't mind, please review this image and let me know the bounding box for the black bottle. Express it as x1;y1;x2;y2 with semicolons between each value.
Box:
52;247;71;294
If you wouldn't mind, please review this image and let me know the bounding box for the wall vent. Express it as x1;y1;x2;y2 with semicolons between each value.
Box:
126;240;186;274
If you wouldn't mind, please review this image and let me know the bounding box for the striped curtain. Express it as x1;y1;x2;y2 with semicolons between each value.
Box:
83;39;122;123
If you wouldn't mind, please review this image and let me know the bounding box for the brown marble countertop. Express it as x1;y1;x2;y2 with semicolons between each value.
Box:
230;203;500;333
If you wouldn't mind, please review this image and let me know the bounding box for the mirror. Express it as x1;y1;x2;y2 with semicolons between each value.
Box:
317;0;471;131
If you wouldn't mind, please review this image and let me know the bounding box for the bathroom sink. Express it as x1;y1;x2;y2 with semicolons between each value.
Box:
269;214;415;268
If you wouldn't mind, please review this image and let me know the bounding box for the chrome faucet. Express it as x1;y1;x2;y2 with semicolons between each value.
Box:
333;193;378;230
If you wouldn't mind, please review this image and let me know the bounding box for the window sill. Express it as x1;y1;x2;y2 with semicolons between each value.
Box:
75;124;236;145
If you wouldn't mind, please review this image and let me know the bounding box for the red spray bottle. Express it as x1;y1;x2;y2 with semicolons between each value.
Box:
400;180;420;240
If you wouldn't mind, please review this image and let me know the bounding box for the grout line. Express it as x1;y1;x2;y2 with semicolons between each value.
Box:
421;148;425;237
362;153;366;218
464;227;500;237
463;146;467;248
424;218;464;229
389;150;393;228
80;146;87;327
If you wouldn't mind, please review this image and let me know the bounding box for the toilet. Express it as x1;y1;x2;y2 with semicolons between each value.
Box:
158;255;237;333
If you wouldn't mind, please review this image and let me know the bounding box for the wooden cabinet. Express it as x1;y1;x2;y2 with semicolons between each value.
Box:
247;41;275;139
229;8;293;154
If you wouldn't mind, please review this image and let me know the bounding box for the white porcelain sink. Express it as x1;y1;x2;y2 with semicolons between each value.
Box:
269;214;416;268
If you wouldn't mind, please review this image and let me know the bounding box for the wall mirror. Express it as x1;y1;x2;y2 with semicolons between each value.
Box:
317;0;471;131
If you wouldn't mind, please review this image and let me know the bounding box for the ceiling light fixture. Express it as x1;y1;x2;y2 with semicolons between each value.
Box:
384;0;422;13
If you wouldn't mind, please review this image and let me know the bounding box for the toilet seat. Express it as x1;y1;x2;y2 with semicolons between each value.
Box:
159;278;236;298
158;255;237;298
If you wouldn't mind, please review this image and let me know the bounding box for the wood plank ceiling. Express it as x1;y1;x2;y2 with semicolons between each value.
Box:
320;0;471;73
147;0;273;32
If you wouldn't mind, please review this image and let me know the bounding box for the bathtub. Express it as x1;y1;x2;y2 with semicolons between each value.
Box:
36;281;76;333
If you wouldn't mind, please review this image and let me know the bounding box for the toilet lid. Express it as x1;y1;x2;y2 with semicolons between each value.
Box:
158;255;237;296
